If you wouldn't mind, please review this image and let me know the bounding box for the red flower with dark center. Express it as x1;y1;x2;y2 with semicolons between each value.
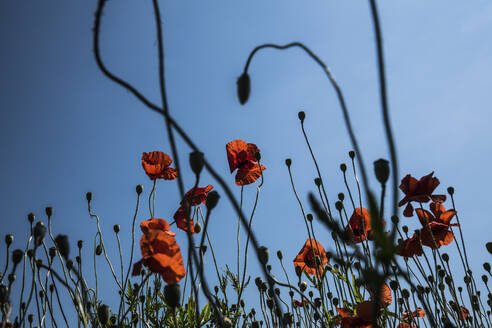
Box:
226;140;266;186
181;185;213;207
345;208;372;243
132;218;185;284
173;207;196;234
293;239;327;277
402;307;426;320
398;234;423;258
142;151;178;180
398;172;446;217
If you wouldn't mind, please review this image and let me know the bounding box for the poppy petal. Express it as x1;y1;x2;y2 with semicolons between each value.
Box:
403;203;414;217
235;164;266;186
439;210;456;225
160;167;178;180
416;209;435;226
226;140;248;173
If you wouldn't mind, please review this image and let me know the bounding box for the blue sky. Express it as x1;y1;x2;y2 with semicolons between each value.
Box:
1;0;491;324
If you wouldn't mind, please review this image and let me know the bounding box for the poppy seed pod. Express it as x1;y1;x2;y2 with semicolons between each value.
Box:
348;150;355;159
340;163;347;172
258;246;269;265
97;304;110;325
27;213;35;223
45;206;53;217
54;235;69;260
33;222;47;247
28;314;34;324
285;158;292;167
113;224;120;233
335;201;343;211
205;191;220;211
136;184;143;195
86;192;92;202
12;249;23;265
447;186;454;195
306;214;313;222
276;250;283;260
164;283;181;309
298;111;305;122
237;72;250;105
483;262;491;272
5;234;13;246
189;151;204;176
373;158;390;184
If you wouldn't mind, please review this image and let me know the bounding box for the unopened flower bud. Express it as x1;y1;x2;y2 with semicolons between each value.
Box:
306;214;313;222
299;281;307;292
373;159;390;184
45;207;53;217
76;256;81;264
66;259;74;270
333;298;339;306
34;222;47;247
486;242;492;255
49;247;56;259
254;151;261;161
340;163;347;172
335;201;343;211
194;221;202;233
95;245;103;256
295;266;302;277
276;250;283;260
483;262;491;272
442;253;449;262
189;151;204;176
28;314;34;324
27;213;35;223
389;280;398;290
0;285;8;303
298;111;305;123
12;249;23;265
164;283;181;309
285;158;292;167
252;321;260;328
258;246;269;265
200;245;207;254
113;224;120;233
447;187;454;195
402;225;408;234
237;72;251;105
86;192;92;202
391;216;399;225
5;234;13;246
136;184;143;195
266;298;274;309
206;191;220;210
77;240;83;249
348;151;355;159
54;235;69;260
402;289;410;299
97;304;110;325
337;193;344;201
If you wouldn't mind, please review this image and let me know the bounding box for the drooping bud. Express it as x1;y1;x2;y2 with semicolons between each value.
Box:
483;262;491;272
5;234;13;246
237;72;251;105
295;266;302;277
189;151;204;176
86;192;92;202
97;304;110;325
254;151;261;162
54;235;69;260
258;246;269;265
164;283;181;309
338;193;344;201
48;247;57;259
373;159;390;184
298;111;305;123
194;221;202;233
33;222;47;247
206;191;220;211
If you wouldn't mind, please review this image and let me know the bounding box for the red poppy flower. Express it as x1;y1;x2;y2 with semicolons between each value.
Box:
292;299;309;308
226;140;266;186
293;239;328;277
142;151;178;180
181;185;213;207
336;302;374;328
398;234;423;257
416;202;457;249
132;218;185;284
173;207;196;234
345;208;372;243
402;308;426;320
450;303;470;321
415;202;457;227
368;283;392;307
398;172;446;217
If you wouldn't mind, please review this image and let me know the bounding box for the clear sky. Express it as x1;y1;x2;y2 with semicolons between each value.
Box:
1;0;491;324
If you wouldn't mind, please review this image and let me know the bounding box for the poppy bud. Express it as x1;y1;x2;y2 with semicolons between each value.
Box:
54;235;69;260
373;158;390;184
254;151;261;162
66;259;74;270
340;163;347;172
194;221;202;233
332;298;339;306
77;240;83;249
39;290;44;299
402;225;408;234
258;246;269;265
113;224;120;233
237;72;250;105
189;151;204;176
28;314;34;324
482;275;488;283
164;283;181;309
306;214;313;222
295;266;302;277
214;286;219;294
348;151;355;159
26;249;34;258
402;289;410;299
483;262;491;272
12;249;23;265
314;178;321;187
34;222;47;247
266;264;272;272
299;281;307;292
298;111;305;123
266;298;274;309
206;191;220;211
335;201;343;211
389;280;398;290
285;158;292;167
97;304;110;325
45;206;53;217
95;245;103;256
136;184;143;195
49;247;56;259
391;215;399;225
464;276;471;284
447;186;454;195
486;242;492;255
86;192;92;202
442;253;449;262
337;193;344;201
5;234;13;246
276;250;283;260
27;213;35;223
283;313;294;325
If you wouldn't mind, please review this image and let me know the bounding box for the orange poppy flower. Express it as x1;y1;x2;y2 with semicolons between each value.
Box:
293;239;327;277
173;207;196;234
398;172;446;217
292;299;309;308
450;303;470;321
345;208;372;243
415;202;457;227
132;218;185;284
368;283;392;307
398;234;423;257
402;307;426;320
226;140;266;186
416;202;457;249
336;302;374;328
142;151;178;180
181;185;213;207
